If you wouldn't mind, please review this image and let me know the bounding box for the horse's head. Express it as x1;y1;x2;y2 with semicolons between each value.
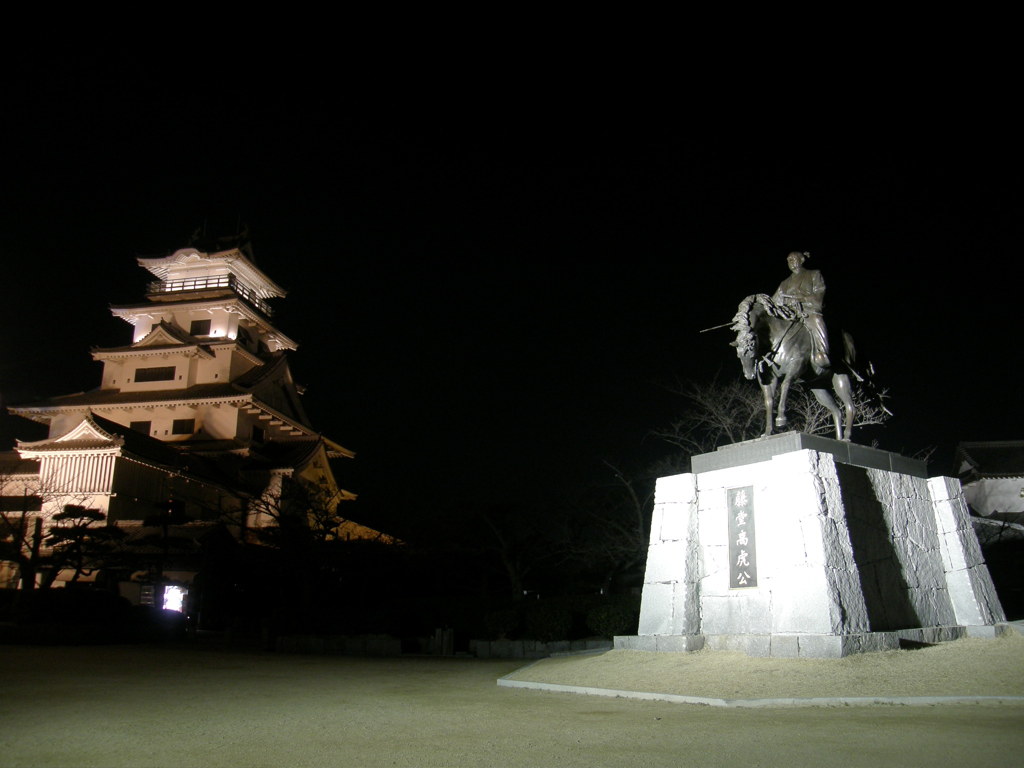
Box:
730;295;760;380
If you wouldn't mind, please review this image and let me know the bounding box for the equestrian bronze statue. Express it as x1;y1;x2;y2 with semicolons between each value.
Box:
730;252;856;441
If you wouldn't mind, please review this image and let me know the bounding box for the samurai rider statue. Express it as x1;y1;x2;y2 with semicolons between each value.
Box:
768;250;830;375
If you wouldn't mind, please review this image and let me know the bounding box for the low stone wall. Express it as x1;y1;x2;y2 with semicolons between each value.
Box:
275;633;402;656
274;635;613;658
470;638;613;659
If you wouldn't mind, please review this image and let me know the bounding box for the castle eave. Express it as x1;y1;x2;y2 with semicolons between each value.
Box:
17;440;123;456
91;344;214;361
109;298;298;351
8;385;254;417
138;248;287;299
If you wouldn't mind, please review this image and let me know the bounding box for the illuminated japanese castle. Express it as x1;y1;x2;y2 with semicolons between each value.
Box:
1;242;386;596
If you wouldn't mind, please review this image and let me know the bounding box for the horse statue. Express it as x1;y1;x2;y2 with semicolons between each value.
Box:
730;293;856;441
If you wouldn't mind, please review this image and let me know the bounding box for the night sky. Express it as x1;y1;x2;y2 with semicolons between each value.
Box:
2;58;1018;534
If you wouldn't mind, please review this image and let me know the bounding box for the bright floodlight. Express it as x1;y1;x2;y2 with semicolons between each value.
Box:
162;585;186;613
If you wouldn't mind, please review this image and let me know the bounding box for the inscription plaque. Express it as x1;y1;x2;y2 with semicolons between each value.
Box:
728;486;757;588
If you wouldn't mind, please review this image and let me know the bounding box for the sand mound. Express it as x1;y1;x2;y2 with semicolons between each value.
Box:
503;633;1024;700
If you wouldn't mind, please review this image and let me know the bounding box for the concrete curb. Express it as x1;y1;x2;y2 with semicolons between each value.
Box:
497;659;1024;708
497;676;1024;708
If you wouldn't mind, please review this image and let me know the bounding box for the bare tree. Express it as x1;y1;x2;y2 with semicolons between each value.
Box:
244;474;369;548
562;462;656;593
795;383;891;437
477;500;573;601
653;375;891;457
652;377;767;456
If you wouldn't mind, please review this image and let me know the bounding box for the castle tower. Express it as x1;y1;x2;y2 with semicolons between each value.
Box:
3;244;386;592
15;246;317;449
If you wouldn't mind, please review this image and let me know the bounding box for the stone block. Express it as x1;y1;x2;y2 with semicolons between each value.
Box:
740;635;772;656
699;594;736;633
787;517;822;567
638;582;674;635
818;518;856;571
907;550;946;593
704;634;772;656
912;587;955;627
702;592;772;635
654;473;696;506
737;634;770;659
965;564;1006;624
771;569;832;634
931;504;959;544
824;567;870;633
955;525;986;568
769;634;801;658
927;476;961;505
614;634;704;652
699;544;729;587
840;632;900;655
643;539;688;584
770;445;814;473
905;625;965;643
648;504;665;542
696;505;727;548
888;472;925;502
938;529;964;572
613;634;644;650
965;624;1000;639
672;581;699;635
660;500;693;542
797;634;843;658
904;508;941;554
770;457;825;512
656;634;704;652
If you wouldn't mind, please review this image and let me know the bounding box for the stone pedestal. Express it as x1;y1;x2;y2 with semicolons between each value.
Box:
616;433;1007;658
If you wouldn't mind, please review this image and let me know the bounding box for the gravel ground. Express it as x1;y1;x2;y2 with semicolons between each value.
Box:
1;637;1022;768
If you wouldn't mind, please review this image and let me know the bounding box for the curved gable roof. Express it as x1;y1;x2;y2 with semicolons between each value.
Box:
957;440;1024;479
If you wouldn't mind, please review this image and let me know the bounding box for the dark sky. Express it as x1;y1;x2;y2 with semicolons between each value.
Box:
1;58;1018;530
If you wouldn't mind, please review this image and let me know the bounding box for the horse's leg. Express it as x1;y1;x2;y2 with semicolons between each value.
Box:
761;379;777;437
833;373;855;440
775;373;794;431
811;388;843;439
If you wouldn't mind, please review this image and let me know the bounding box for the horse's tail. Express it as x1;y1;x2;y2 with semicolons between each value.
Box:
840;331;893;417
842;331;857;369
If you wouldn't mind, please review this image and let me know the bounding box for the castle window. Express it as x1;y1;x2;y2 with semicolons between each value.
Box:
189;319;212;336
129;421;152;435
172;419;195;435
237;326;253;350
135;366;175;382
